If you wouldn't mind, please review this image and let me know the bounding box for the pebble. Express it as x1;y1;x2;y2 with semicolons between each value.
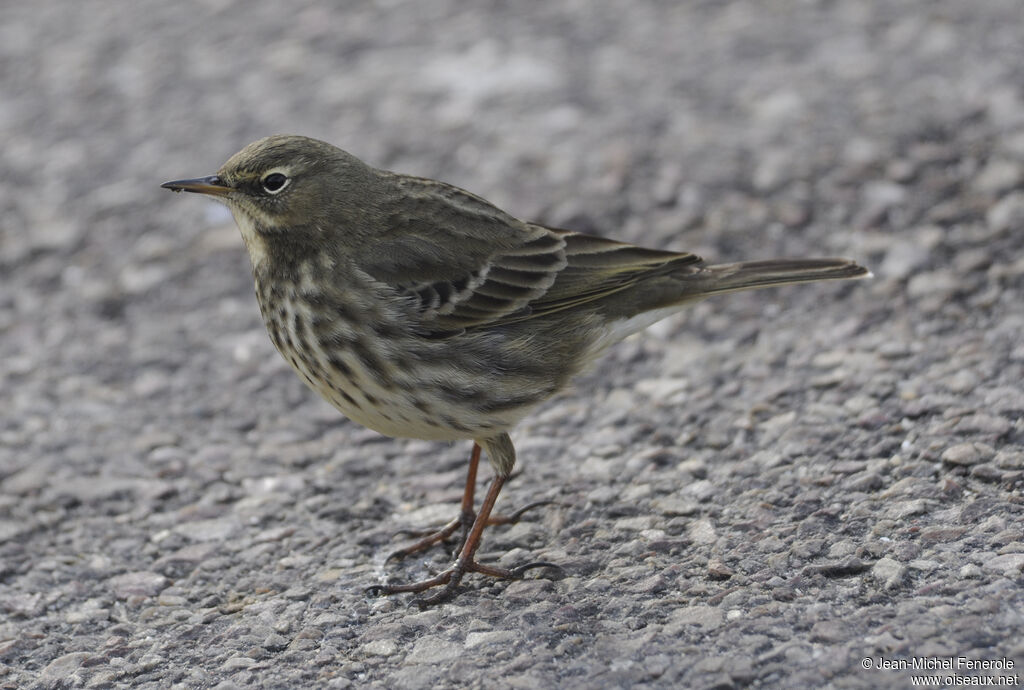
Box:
986;191;1024;233
871;557;906;589
652;497;700;516
983;554;1024;577
464;630;518;648
884;499;930;520
664;606;724;633
220;656;257;671
687;519;718;545
108;571;169;599
973;159;1022;194
65;599;110;624
994;450;1023;469
361;639;398;657
405;636;462;664
907;270;959;300
918;526;967;543
958;564;983;578
954;414;1012;435
941;442;994;466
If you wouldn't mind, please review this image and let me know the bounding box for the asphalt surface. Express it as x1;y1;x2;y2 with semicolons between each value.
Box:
1;1;1023;688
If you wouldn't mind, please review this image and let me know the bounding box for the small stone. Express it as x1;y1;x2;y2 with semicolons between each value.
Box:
985;386;1024;413
683;479;718;502
776;200;810;228
109;571;169;599
919;526;967;543
879;238;931;279
652;497;700;516
664;605;724;632
263;634;288;651
908;559;940;573
254;526;296;543
152;543;219;577
465;631;517;648
857;180;907;228
173;518;240;542
688;518;717;545
871;557;906;588
757;535;785;553
613;516;658;531
791;539;827;559
941;442;994;466
886;158;917;182
753;148;794;191
983;554;1024;577
813;557;869;577
973;159;1023;195
707;559;733;580
943;369;980;394
955;414;1011;436
907;270;958;300
2;465;52;494
845;471;884;492
843;394;877;414
406;635;461;664
986;192;1024;234
994;450;1023;469
959;564;983;578
828;540;858;558
39;652;91;681
633;377;688;401
885;499;929;519
810;620;847;644
361;639;398;657
970;464;1005;482
220;656;256;671
998;541;1024;555
843;137;881;168
65;598;109;624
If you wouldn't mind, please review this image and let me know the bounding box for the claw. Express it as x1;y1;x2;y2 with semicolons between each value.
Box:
486;499;556;526
384;515;465;563
508;561;564;578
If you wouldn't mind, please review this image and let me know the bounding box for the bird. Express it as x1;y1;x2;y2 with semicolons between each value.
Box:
163;134;869;604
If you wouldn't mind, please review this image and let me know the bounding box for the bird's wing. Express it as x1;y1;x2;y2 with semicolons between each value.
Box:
356;175;568;331
519;228;703;322
357;174;702;333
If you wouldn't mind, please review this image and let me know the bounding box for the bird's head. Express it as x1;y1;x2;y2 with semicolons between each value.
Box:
163;134;376;267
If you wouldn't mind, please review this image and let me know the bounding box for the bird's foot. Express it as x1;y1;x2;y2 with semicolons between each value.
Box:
367;558;560;607
385;500;554;562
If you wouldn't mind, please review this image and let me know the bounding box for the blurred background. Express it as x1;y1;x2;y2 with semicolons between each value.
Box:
2;1;1022;687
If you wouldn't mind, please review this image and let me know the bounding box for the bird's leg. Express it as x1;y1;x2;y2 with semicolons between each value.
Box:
385;443;553;562
385;443;483;562
368;472;559;605
369;434;560;604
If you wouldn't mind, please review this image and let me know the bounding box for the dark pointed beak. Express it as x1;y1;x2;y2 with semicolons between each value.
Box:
161;175;233;197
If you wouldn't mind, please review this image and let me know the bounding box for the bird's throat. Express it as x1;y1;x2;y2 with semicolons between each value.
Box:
230;210;271;272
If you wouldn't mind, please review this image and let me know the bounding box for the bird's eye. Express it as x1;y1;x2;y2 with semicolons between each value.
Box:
261;172;289;194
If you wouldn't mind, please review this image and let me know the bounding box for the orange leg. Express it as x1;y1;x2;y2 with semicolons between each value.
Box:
385;443;552;562
368;471;558;605
369;443;560;605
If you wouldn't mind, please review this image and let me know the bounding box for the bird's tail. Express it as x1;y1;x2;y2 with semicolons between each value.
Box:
696;258;871;296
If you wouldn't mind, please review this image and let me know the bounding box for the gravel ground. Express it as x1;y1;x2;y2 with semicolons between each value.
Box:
2;1;1023;688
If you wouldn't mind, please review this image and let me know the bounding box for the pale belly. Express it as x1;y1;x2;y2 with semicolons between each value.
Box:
271;321;533;442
